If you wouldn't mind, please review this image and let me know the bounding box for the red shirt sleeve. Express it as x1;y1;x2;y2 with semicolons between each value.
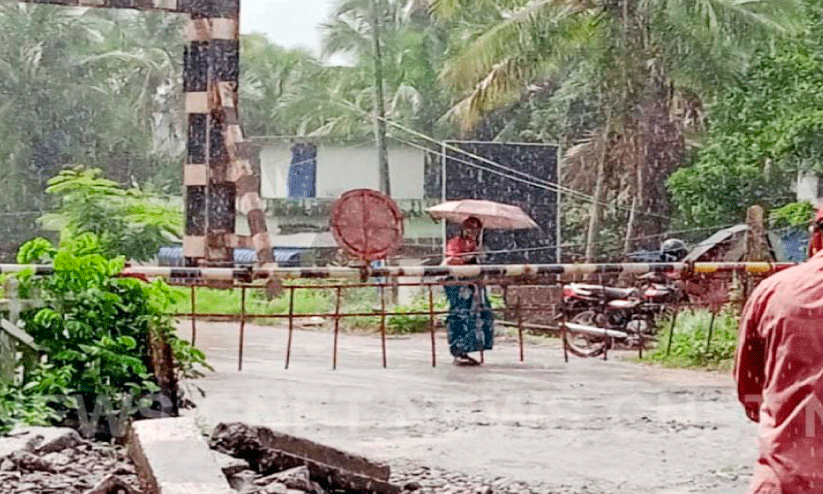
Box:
446;238;465;265
809;230;823;258
735;287;768;423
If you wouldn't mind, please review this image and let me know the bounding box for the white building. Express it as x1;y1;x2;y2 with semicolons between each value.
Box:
252;137;427;200
796;170;820;204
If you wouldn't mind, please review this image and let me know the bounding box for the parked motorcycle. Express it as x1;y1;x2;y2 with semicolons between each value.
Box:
637;272;688;315
559;286;662;358
557;238;689;358
559;283;641;318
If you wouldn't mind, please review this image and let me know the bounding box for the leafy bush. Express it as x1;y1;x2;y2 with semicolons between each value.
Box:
645;308;740;369
38;166;182;262
667;2;823;229
1;233;209;436
770;201;815;229
0;383;64;435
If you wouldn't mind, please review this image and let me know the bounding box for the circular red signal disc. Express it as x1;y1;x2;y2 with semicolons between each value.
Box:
330;189;404;262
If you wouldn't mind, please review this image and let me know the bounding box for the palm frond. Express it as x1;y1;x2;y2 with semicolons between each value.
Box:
441;8;600;128
320;18;373;59
431;0;530;18
440;0;594;92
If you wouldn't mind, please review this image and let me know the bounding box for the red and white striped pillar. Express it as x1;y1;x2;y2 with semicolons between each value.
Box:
182;0;272;266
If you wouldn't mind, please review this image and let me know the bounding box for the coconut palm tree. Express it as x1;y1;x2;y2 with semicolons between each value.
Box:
0;4;112;211
238;34;379;141
320;0;452;135
80;9;185;186
433;0;805;260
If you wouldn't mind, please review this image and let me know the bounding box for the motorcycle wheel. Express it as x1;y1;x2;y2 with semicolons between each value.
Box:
563;310;608;358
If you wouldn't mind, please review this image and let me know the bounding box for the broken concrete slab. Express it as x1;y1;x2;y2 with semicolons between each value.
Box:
128;417;234;494
254;465;322;493
0;427;83;458
213;438;400;494
210;422;390;481
213;450;249;477
228;469;257;491
256;426;390;481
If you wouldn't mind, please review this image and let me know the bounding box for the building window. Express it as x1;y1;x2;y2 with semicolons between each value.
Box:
288;142;317;198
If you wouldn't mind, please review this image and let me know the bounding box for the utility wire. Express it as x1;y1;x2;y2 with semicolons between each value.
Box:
393;224;800;263
334;98;674;222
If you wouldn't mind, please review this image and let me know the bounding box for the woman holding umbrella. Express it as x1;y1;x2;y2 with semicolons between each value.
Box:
428;199;540;366
444;216;495;365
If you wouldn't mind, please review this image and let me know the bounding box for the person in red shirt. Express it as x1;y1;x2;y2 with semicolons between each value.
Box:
445;216;482;265
735;222;823;493
443;216;494;365
808;206;823;258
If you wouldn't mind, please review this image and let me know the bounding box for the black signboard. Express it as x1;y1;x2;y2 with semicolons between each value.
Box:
442;141;559;264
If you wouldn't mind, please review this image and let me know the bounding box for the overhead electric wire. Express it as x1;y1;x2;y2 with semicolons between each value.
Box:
332;97;674;222
396;224;799;263
386;132;673;225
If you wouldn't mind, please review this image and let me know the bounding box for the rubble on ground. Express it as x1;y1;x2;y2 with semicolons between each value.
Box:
210;422;400;494
210;423;562;494
0;427;142;494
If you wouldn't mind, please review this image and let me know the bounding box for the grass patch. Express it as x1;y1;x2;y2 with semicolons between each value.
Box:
168;283;337;319
642;308;739;370
167;285;507;336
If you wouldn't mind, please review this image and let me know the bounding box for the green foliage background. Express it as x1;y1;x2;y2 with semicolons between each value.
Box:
667;2;823;228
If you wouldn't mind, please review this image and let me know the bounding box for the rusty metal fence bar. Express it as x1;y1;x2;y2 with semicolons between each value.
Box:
332;287;342;370
665;302;682;356
190;285;196;346
706;311;718;354
238;286;246;371
285;286;295;370
0;262;781;370
428;285;436;368
165;278;757;371
380;287;387;369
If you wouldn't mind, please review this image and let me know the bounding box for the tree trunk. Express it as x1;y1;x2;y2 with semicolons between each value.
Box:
371;0;390;196
585;124;610;263
636;79;682;244
622;136;641;258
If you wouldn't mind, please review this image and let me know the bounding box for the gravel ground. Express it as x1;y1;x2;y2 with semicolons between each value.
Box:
0;428;142;494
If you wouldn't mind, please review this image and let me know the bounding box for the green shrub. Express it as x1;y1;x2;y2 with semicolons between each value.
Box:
2;233;209;436
770;201;815;229
645;308;740;369
38;167;181;263
0;383;64;434
386;293;449;335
